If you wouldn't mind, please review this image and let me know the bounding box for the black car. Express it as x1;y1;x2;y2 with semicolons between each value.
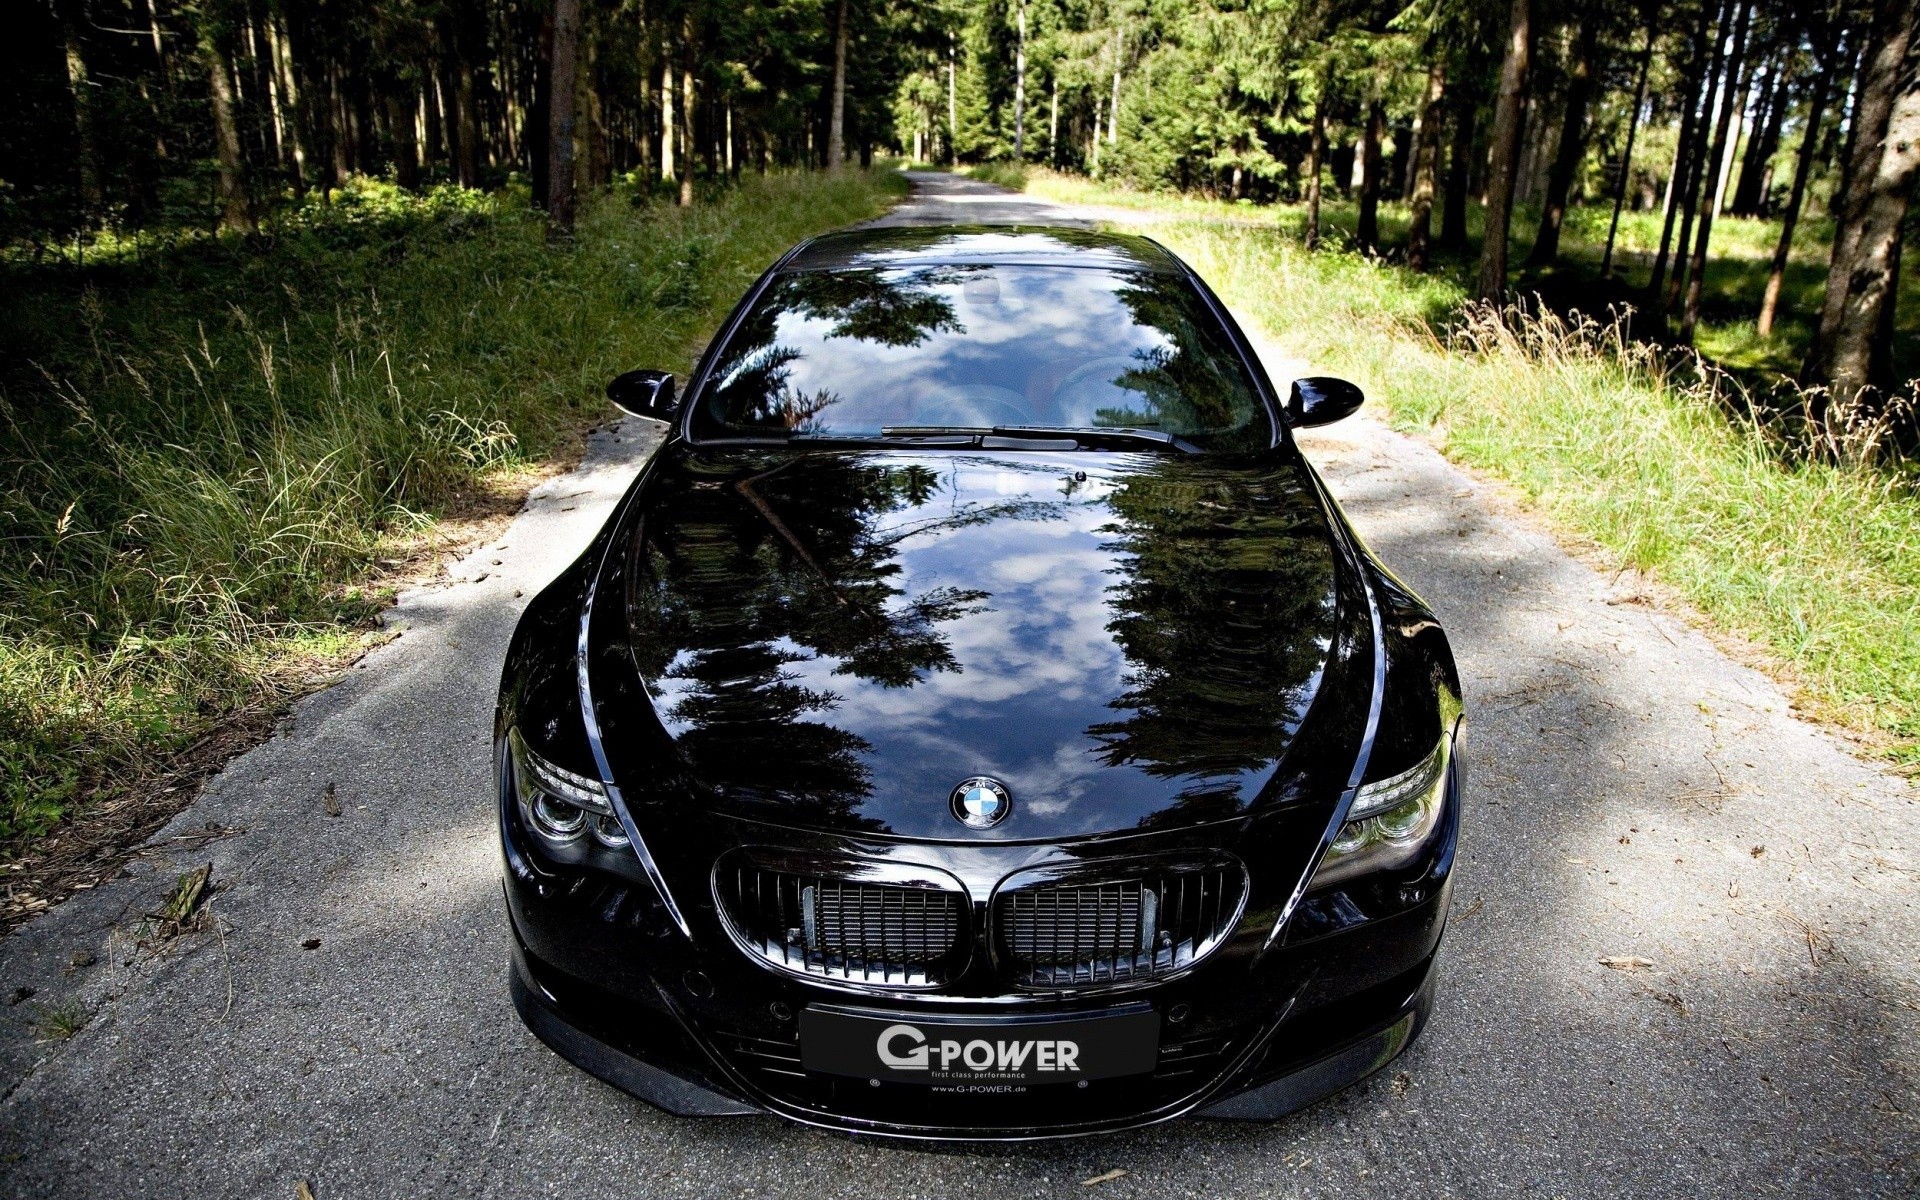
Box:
496;225;1462;1140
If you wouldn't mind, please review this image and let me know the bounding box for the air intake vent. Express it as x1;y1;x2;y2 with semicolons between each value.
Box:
715;856;969;988
995;862;1246;989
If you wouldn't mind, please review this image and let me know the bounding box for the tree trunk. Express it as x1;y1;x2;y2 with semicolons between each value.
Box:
1708;32;1755;218
1648;0;1718;308
1833;37;1873;215
1601;22;1654;278
1476;0;1532;301
827;0;849;169
585;23;609;189
387;89;422;190
1681;0;1752;341
425;66;446;172
58;1;103;216
1661;0;1729;314
1013;0;1027;160
248;15;284;185
1049;75;1059;164
352;73;379;174
1389;119;1414;199
326;65;349;189
948;34;958;163
1441;81;1474;251
1091;91;1103;171
678;37;695;205
1733;54;1789;214
1758;64;1834;334
545;0;580;234
1408;59;1446;270
454;57;481;186
1109;31;1122;146
529;8;552;205
1306;66;1328;250
136;0;172;162
1356;99;1385;254
268;13;308;194
1803;0;1920;410
198;16;254;233
1525;16;1597;268
660;57;675;182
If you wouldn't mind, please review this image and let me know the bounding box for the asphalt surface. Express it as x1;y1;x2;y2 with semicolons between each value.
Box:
2;171;1916;1198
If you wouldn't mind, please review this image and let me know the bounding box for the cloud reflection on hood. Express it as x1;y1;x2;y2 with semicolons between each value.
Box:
622;447;1338;840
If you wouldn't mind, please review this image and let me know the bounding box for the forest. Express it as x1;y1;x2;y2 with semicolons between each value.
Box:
8;0;1920;410
2;0;1918;908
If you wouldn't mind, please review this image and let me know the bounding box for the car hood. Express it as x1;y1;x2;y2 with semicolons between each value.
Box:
596;443;1369;842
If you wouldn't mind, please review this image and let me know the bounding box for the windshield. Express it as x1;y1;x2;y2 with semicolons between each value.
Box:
690;263;1272;450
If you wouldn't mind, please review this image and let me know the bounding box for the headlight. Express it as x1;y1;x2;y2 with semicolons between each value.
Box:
506;727;630;850
1309;732;1451;888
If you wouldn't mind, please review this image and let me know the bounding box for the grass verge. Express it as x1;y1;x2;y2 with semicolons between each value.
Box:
966;161;1031;191
0;168;906;915
1021;170;1920;764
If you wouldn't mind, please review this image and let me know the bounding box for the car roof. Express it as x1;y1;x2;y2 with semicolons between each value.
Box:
783;225;1186;275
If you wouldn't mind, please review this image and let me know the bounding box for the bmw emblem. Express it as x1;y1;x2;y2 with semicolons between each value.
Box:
950;777;1012;829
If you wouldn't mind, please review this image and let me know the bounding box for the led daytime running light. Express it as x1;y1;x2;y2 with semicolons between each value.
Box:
1348;739;1447;822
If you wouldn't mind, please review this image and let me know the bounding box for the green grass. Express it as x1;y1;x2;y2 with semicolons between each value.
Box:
0;169;908;841
1024;169;1920;390
30;1000;88;1042
1021;171;1920;763
966;161;1031;191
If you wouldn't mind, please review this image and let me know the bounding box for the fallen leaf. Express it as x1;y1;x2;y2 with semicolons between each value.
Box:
324;783;342;818
1599;955;1654;972
1750;845;1766;858
296;1182;316;1200
1082;1169;1128;1187
302;938;321;951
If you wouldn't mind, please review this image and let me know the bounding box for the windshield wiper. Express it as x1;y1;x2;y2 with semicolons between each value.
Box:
876;426;987;445
991;426;1201;454
871;425;1201;453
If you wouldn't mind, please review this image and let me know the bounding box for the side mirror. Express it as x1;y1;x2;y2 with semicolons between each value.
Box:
606;369;678;420
1286;376;1364;427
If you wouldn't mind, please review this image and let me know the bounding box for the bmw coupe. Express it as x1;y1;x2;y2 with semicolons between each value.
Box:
496;226;1463;1139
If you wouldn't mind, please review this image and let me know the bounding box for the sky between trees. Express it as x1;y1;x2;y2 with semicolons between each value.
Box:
6;0;1919;413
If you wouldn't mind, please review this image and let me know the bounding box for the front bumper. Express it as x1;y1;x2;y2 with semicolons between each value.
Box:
510;922;1438;1137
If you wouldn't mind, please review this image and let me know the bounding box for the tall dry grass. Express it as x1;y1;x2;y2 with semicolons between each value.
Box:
0;170;907;838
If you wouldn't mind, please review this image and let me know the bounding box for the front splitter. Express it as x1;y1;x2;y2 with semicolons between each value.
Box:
509;935;1437;1139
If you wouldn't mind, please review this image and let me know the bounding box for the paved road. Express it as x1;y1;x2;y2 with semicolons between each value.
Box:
3;171;1917;1198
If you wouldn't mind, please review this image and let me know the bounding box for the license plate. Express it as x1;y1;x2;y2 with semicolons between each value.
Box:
799;1006;1159;1085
